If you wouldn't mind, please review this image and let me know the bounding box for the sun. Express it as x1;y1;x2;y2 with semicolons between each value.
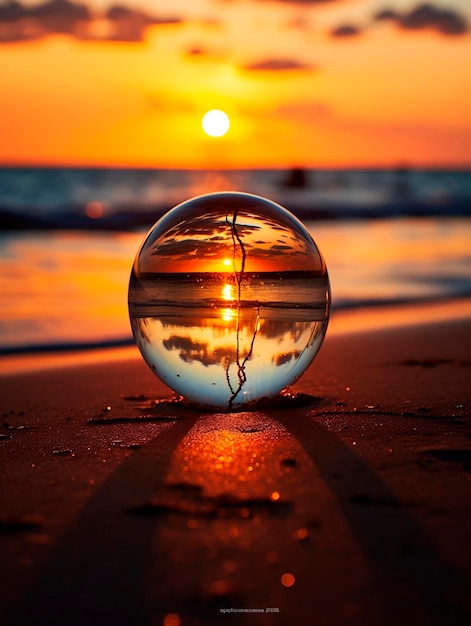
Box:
202;109;230;137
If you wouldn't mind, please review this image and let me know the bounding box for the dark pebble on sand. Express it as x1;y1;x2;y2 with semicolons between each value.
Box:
422;449;471;465
3;422;31;430
122;394;148;401
0;514;44;533
88;414;183;424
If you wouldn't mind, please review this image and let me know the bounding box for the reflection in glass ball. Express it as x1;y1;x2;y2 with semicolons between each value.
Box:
128;192;330;410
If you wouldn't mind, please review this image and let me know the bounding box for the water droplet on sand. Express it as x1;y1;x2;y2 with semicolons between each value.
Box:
111;440;141;449
122;394;148;401
88;414;183;425
0;514;44;533
52;448;73;456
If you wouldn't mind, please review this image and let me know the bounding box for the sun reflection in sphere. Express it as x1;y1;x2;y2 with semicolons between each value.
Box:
128;192;330;410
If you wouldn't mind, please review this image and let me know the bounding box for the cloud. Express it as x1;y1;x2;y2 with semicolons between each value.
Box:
0;0;182;43
0;1;29;41
374;3;468;36
183;44;226;61
272;350;301;366
0;1;27;22
0;0;91;41
103;5;155;42
185;45;206;56
151;238;231;261
162;335;237;368
148;216;262;264
271;244;293;251
242;58;313;71
29;0;90;34
104;5;181;42
330;23;362;38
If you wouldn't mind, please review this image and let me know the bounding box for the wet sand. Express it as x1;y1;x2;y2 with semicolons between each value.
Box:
0;311;470;625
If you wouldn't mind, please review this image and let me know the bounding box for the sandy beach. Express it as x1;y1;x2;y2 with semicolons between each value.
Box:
2;0;471;621
1;306;470;626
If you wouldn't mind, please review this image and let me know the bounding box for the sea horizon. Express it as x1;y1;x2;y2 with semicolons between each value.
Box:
1;166;470;231
0;166;470;357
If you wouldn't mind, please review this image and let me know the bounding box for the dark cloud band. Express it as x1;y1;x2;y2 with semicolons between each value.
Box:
374;3;468;36
0;0;181;43
242;58;313;71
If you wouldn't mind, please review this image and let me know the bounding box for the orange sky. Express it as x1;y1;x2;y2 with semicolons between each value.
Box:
1;0;471;168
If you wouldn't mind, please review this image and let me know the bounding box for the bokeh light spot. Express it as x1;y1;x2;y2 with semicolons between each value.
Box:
85;200;104;219
163;613;181;626
281;572;296;588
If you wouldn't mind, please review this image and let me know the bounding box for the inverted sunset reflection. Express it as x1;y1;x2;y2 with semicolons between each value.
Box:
129;192;330;409
135;195;320;275
221;283;234;302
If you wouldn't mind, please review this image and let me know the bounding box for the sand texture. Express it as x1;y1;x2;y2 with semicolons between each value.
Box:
1;318;470;625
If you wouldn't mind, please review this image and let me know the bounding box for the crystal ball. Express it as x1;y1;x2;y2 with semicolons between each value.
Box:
128;192;330;410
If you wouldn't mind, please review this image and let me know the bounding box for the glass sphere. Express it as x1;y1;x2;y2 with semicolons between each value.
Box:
128;192;330;410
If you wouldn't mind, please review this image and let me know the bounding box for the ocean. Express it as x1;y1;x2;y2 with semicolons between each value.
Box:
0;167;470;356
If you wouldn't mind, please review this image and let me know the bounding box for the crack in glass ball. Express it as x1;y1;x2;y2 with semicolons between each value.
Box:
128;192;331;410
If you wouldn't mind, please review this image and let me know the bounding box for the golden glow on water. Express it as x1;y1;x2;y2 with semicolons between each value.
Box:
221;308;236;322
221;283;234;302
1;218;470;376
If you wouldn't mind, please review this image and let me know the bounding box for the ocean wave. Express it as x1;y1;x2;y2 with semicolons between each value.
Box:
1;167;470;230
0;336;134;357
